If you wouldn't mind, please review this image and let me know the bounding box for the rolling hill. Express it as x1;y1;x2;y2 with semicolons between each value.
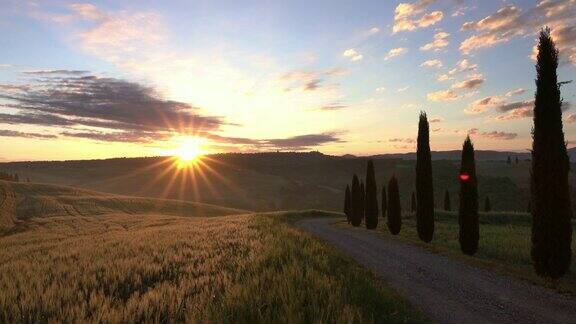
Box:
0;180;246;231
1;151;576;213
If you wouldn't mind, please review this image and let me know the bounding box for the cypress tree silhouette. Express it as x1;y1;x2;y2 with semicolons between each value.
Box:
459;136;479;255
411;192;416;213
444;190;451;211
515;156;519;164
351;174;362;227
531;28;572;279
416;112;434;242
364;160;379;229
360;182;365;223
381;185;387;218
344;185;351;223
484;196;491;212
387;175;402;235
507;156;511;165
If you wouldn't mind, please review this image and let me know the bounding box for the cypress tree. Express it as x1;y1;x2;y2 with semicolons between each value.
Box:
350;174;362;227
531;28;572;279
515;156;519;164
411;192;416;213
344;185;351;223
381;185;387;218
416;111;434;242
459;136;479;255
444;190;451;211
507;156;511;165
387;175;401;235
364;160;379;229
484;196;491;212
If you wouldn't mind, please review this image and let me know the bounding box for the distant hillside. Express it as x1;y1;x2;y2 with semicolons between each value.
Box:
2;151;576;213
370;147;576;162
0;180;245;230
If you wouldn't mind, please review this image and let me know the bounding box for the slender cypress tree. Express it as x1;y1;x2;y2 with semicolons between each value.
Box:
350;174;362;227
360;182;365;222
387;175;401;235
444;190;451;211
416;111;434;242
459;136;479;255
411;192;416;213
484;196;491;212
381;185;387;218
364;160;379;229
344;185;351;223
531;28;572;279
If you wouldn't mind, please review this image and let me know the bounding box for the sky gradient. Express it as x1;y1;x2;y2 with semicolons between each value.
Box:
1;0;576;161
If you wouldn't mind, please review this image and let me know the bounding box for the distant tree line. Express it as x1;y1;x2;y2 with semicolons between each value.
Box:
342;28;572;279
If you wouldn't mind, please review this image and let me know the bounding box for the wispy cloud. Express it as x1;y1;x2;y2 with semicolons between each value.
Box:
392;0;444;33
385;47;408;60
427;89;458;101
420;31;449;51
0;129;56;139
505;88;527;97
459;0;576;63
451;74;485;90
343;48;363;61
420;59;443;68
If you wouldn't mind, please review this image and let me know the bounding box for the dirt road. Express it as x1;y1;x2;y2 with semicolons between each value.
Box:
296;217;576;324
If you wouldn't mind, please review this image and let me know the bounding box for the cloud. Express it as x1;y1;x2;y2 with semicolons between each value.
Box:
261;133;344;150
566;113;576;123
459;1;576;61
316;103;348;111
420;32;450;51
505;88;527;97
343;48;363;61
0;130;56;139
22;69;89;75
389;138;416;144
397;86;410;92
451;74;485;90
480;131;518;140
429;117;443;123
393;0;444;33
369;27;380;34
495;100;534;112
375;86;386;92
385;47;408;60
465;96;503;114
65;4;166;62
0;64;11;69
0;72;226;143
437;59;478;81
427;89;458;101
420;59;443;68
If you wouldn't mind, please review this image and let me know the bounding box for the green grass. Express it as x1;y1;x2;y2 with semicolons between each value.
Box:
368;210;576;293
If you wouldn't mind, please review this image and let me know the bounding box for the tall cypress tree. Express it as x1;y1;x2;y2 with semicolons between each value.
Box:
531;28;572;279
459;136;479;255
416;112;434;242
381;185;387;218
411;192;416;213
365;160;379;229
484;196;491;212
444;190;451;211
387;175;402;235
344;185;351;223
351;174;362;227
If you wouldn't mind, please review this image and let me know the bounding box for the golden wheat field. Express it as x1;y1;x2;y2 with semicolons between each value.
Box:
0;181;424;323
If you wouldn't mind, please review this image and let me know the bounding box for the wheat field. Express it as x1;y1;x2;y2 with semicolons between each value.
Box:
0;181;424;323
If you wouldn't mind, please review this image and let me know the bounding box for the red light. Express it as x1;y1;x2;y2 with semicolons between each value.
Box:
459;173;470;181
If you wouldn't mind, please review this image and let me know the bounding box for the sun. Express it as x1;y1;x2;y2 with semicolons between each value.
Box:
172;137;206;167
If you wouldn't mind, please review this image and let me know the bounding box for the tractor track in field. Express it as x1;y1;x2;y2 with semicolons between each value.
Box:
296;217;576;324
